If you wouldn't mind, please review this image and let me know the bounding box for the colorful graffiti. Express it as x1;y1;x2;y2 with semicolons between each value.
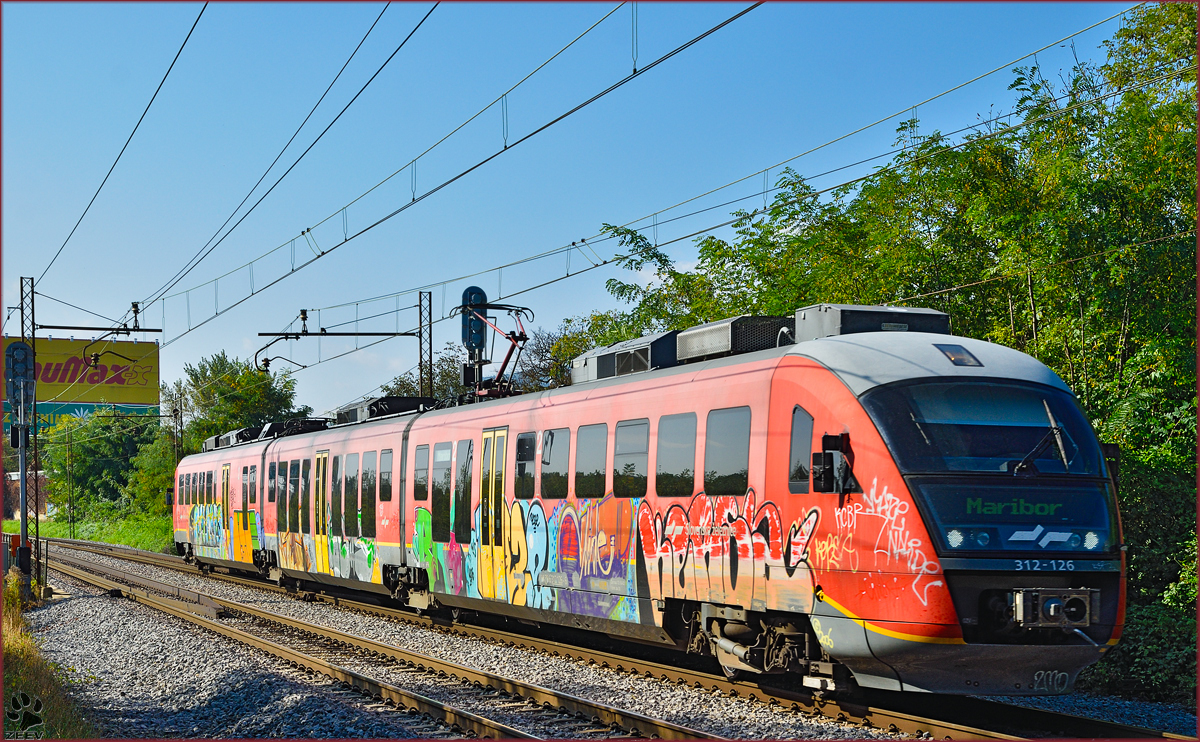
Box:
188;504;226;559
636;490;818;612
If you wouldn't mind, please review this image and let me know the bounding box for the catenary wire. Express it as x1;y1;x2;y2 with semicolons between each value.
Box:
143;2;439;308
33;292;123;326
36;3;208;288
310;52;1184;316
150;2;625;309
141;3;392;308
155;2;761;348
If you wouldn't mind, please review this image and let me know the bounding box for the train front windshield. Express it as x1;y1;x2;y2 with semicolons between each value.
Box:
862;379;1118;556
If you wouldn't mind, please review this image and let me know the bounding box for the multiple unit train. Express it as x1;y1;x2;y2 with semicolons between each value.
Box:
172;304;1124;696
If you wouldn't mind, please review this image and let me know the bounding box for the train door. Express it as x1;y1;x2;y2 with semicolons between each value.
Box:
477;428;509;601
232;466;252;563
221;464;231;561
314;451;330;575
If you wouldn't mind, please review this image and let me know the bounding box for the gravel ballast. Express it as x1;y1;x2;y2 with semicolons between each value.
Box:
43;543;1198;738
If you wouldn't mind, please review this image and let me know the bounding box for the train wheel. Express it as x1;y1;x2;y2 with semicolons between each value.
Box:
720;662;743;682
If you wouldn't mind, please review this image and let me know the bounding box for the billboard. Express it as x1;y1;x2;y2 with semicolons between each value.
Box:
1;337;159;432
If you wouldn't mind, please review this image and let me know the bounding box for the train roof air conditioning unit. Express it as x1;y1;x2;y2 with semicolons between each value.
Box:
794;303;949;342
676;315;795;363
571;331;677;385
336;396;437;425
201;434;222;452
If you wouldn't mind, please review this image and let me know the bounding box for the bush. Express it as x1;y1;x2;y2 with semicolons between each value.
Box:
1077;600;1197;703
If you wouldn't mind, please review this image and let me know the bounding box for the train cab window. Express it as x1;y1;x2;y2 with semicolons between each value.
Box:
379;450;393;502
344;454;360;537
331;455;343;537
242;467;249;511
276;462;287;531
267;462;276;503
614;419;649;498
540;428;569;499
300;459;312;533
704;406;751;496
431;443;452;542
414;445;430;500
453;440;473;542
249;465;257;505
361;451;377;539
789;406;814;494
514;433;536;499
656;413;697;496
288;461;301;533
575;423;608;498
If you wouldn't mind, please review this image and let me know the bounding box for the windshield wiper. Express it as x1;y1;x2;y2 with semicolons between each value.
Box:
1013;400;1070;475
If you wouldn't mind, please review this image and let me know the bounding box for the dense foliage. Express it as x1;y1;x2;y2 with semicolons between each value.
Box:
552;4;1196;702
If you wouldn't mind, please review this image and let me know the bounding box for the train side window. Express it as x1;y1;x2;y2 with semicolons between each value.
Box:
575;423;607;498
453;439;473;542
656;413;697;496
514;432;536;499
249;465;257;505
267;462;276;502
289;461;301;533
361;451;377;539
614;419;649;498
704;406;751;496
431;443;452;542
331;455;343;537
414;445;429;500
183;473;189;505
789;405;814;494
301;459;312;534
276;462;287;530
242;466;249;512
379;449;393;502
540;428;569;499
207;471;214;505
344;453;360;537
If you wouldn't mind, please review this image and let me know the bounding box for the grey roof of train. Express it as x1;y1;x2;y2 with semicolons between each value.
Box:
537;331;1072;403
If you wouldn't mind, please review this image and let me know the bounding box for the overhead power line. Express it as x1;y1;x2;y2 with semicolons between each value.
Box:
37;2;208;288
142;2;439;309
158;1;1135;324
155;2;762;348
142;2;393;309
33;292;122;326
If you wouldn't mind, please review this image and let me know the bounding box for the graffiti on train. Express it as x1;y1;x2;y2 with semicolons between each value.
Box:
806;477;943;606
636;490;820;611
412;494;639;622
188;504;226;558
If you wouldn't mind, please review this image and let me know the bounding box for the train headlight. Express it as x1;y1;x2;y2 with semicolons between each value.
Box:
1084;531;1100;550
1068;533;1082;548
947;529;964;548
975;531;990;547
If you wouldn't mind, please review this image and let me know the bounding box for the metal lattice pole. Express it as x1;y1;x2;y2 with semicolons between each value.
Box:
418;292;432;399
19;277;39;589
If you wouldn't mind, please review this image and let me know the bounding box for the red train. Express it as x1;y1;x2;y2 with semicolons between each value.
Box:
172;304;1124;695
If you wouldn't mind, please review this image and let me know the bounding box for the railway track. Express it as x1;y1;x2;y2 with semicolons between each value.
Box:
47;546;722;740
46;537;1196;740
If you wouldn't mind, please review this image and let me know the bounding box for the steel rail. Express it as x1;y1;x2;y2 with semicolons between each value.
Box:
47;557;538;740
48;538;1197;741
46;546;723;741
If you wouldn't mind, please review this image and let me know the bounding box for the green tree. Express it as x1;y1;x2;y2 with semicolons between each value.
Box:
380;342;471;402
39;410;159;518
179;351;312;449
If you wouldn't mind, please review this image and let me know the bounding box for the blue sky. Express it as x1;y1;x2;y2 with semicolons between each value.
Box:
3;1;1131;418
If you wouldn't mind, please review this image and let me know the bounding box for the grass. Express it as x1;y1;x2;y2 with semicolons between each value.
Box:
3;570;97;739
3;514;173;553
